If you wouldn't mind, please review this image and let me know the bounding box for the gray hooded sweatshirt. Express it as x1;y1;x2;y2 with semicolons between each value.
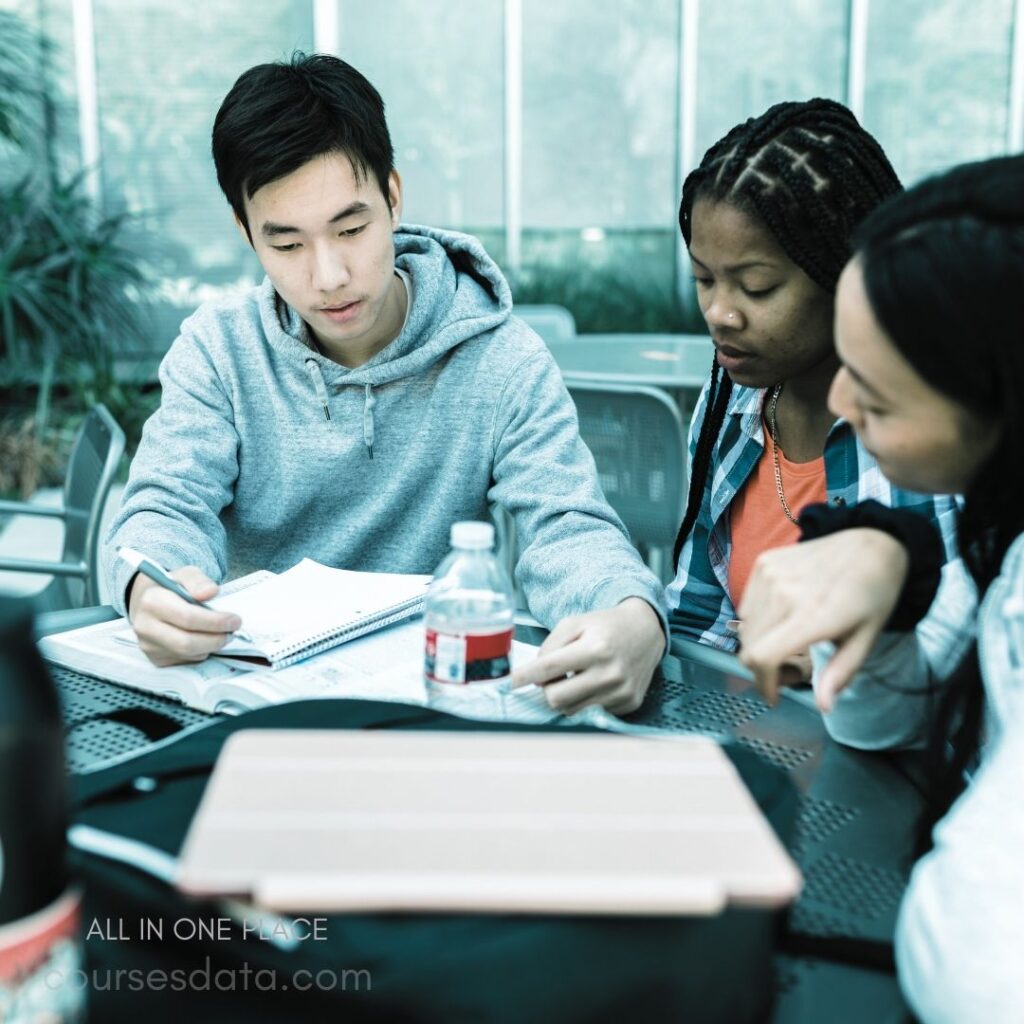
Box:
105;224;666;632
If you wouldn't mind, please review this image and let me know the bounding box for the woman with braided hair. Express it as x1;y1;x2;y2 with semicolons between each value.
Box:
737;153;1024;1023
666;98;958;663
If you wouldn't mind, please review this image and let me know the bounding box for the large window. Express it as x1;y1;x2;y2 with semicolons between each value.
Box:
92;0;314;341
695;0;849;160
863;0;1015;184
331;0;505;258
18;0;1024;353
519;0;681;331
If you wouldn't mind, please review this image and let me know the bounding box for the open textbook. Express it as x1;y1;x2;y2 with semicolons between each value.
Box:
41;613;417;713
38;612;555;719
38;559;658;729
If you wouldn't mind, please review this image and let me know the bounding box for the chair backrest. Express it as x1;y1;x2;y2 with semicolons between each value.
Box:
565;380;686;581
59;404;126;607
514;304;577;343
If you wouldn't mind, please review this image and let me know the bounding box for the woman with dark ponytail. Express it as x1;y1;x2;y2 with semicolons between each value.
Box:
738;153;1024;1022
667;98;958;660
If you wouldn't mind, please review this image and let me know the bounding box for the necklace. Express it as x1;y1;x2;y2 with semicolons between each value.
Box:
767;382;799;524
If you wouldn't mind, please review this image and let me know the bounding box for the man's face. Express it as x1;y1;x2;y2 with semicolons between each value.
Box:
241;152;403;360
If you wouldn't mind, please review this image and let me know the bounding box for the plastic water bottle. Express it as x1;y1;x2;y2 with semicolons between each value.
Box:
0;597;85;1021
424;522;516;685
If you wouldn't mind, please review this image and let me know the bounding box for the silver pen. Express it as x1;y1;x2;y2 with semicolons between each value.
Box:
117;546;253;643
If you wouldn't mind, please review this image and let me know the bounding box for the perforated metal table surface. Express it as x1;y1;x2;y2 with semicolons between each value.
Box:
41;610;918;1023
631;655;920;1023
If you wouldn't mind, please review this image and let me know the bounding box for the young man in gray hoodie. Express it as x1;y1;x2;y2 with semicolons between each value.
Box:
107;53;665;715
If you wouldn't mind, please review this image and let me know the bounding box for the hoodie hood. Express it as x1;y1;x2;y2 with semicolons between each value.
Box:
260;224;512;456
265;223;513;387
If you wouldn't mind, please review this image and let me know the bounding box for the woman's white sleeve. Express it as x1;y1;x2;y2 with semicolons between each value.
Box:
895;724;1024;1023
810;558;977;750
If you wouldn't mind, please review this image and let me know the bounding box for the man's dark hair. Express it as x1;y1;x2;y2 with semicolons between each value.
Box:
212;52;395;238
672;98;902;568
853;154;1024;856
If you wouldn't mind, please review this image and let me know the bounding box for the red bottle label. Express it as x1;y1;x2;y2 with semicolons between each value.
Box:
0;886;84;1019
425;628;514;684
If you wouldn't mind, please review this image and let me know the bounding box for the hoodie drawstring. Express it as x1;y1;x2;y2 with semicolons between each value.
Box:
305;358;331;422
363;383;376;460
306;358;376;459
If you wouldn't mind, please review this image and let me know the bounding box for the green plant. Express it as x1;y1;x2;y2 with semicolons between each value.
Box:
509;230;708;334
0;175;149;418
0;9;151;481
514;261;693;333
0;10;44;150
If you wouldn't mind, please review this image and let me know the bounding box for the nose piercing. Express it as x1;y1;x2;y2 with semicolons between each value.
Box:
726;311;737;322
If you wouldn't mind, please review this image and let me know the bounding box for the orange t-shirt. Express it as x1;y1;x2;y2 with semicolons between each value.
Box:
728;423;827;610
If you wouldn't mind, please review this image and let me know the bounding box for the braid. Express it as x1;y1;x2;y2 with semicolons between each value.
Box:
679;98;902;292
672;98;900;559
673;358;733;569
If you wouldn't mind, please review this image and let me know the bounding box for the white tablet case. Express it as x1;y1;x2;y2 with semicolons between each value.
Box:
177;730;802;915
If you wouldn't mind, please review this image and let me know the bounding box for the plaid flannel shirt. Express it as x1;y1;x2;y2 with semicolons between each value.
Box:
666;379;960;651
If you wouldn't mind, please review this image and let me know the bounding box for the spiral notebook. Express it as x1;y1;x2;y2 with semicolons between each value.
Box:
210;559;431;669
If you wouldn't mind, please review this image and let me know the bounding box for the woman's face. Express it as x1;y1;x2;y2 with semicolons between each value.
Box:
689;198;835;389
829;259;1000;495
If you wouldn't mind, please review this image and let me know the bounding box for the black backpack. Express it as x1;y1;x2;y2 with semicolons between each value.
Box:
71;698;798;1023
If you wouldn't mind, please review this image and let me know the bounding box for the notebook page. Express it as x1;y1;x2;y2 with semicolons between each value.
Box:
214;559;430;660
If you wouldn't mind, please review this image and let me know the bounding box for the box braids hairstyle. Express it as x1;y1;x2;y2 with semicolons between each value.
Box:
671;98;902;569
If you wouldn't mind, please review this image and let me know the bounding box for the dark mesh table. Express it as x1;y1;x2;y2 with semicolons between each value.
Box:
630;656;919;1023
43;612;917;1023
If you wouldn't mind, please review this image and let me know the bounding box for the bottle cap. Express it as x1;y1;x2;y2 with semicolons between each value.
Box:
450;521;495;550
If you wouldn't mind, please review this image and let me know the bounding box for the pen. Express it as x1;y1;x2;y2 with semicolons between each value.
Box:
117;546;253;643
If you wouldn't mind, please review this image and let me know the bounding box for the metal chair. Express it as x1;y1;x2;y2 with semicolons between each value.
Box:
0;404;125;610
566;380;686;583
514;304;577;343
